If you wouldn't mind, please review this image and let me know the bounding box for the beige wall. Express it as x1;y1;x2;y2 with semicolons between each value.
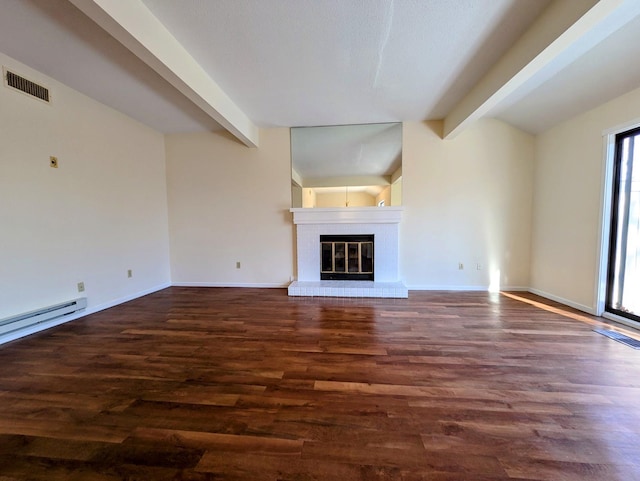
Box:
165;129;293;286
291;182;302;208
531;85;640;312
401;119;534;290
166;120;535;291
376;186;391;206
302;187;316;208
0;53;170;320
316;190;376;207
390;167;403;206
8;47;638;320
390;179;402;206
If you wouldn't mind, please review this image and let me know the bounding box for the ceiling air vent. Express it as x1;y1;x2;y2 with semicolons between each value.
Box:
3;68;50;103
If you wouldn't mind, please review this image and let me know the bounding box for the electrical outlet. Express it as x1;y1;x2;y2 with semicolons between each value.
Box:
476;263;482;270
77;282;85;292
50;156;58;168
127;269;132;278
236;261;241;269
458;262;464;270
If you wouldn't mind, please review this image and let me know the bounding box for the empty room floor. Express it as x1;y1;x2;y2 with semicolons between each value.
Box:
0;287;639;480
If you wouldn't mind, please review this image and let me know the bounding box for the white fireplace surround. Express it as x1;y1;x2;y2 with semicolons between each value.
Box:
289;207;408;298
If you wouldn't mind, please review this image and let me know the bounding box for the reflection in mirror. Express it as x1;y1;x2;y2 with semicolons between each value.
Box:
291;123;402;208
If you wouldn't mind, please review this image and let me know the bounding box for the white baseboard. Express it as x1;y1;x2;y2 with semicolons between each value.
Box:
527;288;596;315
172;282;288;288
0;282;171;346
501;286;530;292
407;284;529;292
408;284;486;291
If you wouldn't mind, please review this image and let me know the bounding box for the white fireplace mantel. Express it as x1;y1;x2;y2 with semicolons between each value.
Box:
290;207;403;225
289;207;407;298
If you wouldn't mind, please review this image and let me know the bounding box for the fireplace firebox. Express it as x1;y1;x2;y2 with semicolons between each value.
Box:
320;235;374;281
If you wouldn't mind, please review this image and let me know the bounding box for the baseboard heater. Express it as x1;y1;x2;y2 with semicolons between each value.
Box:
0;298;87;337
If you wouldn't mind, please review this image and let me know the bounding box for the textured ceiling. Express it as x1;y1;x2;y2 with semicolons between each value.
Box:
0;0;222;133
140;0;550;127
492;13;640;133
2;0;640;137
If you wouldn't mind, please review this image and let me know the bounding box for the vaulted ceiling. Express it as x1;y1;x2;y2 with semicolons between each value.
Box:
2;0;640;147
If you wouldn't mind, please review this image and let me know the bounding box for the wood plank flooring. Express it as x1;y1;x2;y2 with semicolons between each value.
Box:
1;287;639;480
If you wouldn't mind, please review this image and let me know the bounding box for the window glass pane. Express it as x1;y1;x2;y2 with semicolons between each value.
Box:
321;243;333;272
362;242;373;273
348;243;359;272
334;243;346;272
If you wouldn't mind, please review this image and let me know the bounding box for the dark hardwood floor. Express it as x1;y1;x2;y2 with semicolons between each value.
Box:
1;287;639;480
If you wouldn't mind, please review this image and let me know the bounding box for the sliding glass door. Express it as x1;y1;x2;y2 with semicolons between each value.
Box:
606;127;640;323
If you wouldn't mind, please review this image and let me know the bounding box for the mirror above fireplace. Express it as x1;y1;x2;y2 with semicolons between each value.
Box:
290;122;402;208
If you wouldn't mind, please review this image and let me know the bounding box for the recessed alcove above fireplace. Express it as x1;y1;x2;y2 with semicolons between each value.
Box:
289;207;408;298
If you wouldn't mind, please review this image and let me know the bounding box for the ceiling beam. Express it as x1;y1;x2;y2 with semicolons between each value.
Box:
443;0;640;139
68;0;259;147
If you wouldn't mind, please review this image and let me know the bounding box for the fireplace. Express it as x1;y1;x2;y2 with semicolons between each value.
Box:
320;235;374;281
289;207;407;298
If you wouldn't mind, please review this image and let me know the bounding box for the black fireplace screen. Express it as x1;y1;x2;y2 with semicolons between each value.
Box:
320;235;374;281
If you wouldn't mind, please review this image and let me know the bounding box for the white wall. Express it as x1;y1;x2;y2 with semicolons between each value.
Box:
401;120;534;290
530;85;640;312
0;52;171;320
166;129;293;286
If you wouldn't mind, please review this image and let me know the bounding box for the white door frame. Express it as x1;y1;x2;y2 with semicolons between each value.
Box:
596;118;640;329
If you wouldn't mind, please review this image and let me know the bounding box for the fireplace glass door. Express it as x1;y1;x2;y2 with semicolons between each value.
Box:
320;235;374;281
